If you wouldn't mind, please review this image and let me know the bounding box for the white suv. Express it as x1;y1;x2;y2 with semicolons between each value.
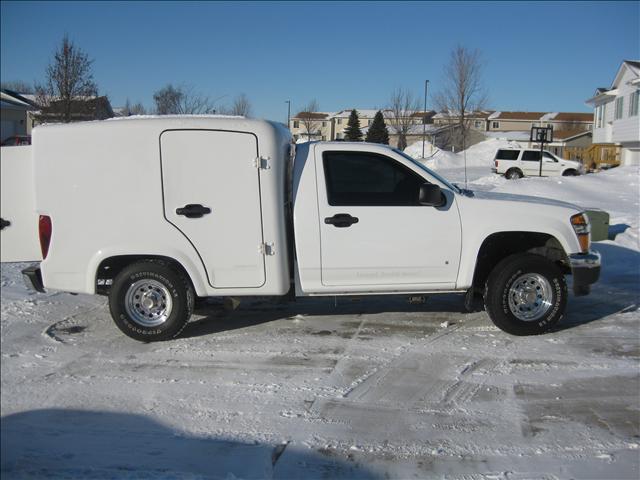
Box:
492;149;584;179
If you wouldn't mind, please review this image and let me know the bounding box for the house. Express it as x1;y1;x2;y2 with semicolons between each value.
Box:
0;89;39;142
433;111;493;131
289;111;334;141
586;60;640;166
486;111;593;133
34;96;114;124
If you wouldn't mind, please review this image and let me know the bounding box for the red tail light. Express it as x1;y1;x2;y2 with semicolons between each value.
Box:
495;160;499;167
39;215;52;259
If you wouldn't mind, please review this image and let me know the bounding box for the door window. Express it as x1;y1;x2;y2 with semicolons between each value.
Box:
522;151;541;161
323;151;425;206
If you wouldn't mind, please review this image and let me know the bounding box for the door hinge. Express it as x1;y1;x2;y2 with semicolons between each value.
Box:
261;242;276;256
254;156;271;170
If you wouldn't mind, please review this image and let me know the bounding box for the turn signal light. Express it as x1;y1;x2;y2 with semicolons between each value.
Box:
570;213;590;253
39;215;52;259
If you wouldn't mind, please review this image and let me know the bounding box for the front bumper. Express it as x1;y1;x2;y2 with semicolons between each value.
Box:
569;250;601;296
22;265;45;293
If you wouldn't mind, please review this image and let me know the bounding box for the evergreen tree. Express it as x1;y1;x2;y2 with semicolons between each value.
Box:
344;109;363;141
365;110;390;144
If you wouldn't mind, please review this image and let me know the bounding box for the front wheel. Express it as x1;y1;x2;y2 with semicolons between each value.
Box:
484;254;567;335
109;260;194;341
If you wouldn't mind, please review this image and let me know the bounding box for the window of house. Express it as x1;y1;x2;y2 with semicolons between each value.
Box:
492;121;500;129
630;91;640;117
522;151;541;161
615;97;624;120
293;120;299;128
337;119;342;124
595;104;606;128
322;151;425;206
474;121;482;128
322;121;327;127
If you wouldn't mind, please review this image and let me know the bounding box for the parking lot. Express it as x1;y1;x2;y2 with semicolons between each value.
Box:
1;245;638;479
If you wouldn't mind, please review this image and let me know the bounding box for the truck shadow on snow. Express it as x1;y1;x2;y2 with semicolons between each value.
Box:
1;409;378;479
183;242;639;339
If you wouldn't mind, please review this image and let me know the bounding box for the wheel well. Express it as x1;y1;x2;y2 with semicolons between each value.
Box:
562;168;578;176
471;232;569;293
505;167;522;175
96;255;194;295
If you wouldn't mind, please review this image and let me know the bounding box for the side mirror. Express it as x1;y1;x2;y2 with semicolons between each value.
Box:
419;183;444;207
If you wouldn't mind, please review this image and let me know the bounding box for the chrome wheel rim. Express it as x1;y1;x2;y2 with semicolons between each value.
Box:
124;279;173;327
508;273;553;322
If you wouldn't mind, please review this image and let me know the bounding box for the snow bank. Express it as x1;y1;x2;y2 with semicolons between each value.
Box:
492;165;640;252
405;137;521;170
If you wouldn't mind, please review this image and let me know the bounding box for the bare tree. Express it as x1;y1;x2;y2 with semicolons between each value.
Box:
228;93;252;117
1;80;34;94
121;98;147;116
385;88;420;150
35;35;98;123
434;45;487;151
153;84;218;114
298;99;321;140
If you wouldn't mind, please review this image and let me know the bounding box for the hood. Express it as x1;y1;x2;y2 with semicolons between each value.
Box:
470;190;582;211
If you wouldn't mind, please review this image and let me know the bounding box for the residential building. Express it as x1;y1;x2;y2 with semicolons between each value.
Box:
433;111;494;131
0;89;38;142
586;60;640;166
34;96;114;124
486;111;593;133
289;111;334;142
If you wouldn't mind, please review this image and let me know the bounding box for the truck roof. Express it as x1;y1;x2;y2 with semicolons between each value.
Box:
32;115;289;137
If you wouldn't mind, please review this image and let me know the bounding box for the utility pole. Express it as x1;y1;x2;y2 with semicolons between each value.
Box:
422;80;429;159
285;100;291;128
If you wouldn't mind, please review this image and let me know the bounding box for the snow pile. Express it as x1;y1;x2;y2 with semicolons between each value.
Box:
492;165;640;251
405;137;521;170
461;138;521;166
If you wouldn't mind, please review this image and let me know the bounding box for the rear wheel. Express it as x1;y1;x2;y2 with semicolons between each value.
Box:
109;260;194;341
505;168;523;180
484;254;566;335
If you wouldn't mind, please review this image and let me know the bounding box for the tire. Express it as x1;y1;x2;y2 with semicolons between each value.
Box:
562;169;578;176
484;254;567;336
109;260;194;341
505;168;523;180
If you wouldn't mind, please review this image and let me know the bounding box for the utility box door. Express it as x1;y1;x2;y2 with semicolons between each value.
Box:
160;130;265;289
0;146;42;262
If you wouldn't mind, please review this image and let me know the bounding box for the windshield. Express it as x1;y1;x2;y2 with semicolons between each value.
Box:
393;148;461;194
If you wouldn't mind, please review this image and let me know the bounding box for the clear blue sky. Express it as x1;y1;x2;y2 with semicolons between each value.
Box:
1;1;639;121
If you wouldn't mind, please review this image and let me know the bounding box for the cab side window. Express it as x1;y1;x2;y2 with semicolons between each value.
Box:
522;151;541;161
323;151;424;206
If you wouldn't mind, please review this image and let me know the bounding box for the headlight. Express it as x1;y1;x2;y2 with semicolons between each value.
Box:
571;212;591;253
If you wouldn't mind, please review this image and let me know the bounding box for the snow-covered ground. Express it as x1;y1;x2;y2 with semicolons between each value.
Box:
1;160;639;479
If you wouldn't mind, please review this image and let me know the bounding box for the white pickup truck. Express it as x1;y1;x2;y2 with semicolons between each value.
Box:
492;148;584;179
1;117;600;341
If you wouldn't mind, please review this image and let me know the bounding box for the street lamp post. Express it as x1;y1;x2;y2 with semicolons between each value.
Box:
285;100;291;128
422;80;430;159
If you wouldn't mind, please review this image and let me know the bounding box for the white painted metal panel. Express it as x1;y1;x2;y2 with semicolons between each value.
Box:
0;146;41;262
313;145;462;287
160;130;265;288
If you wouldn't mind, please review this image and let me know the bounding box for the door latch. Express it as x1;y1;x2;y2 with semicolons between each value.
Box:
261;242;275;256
